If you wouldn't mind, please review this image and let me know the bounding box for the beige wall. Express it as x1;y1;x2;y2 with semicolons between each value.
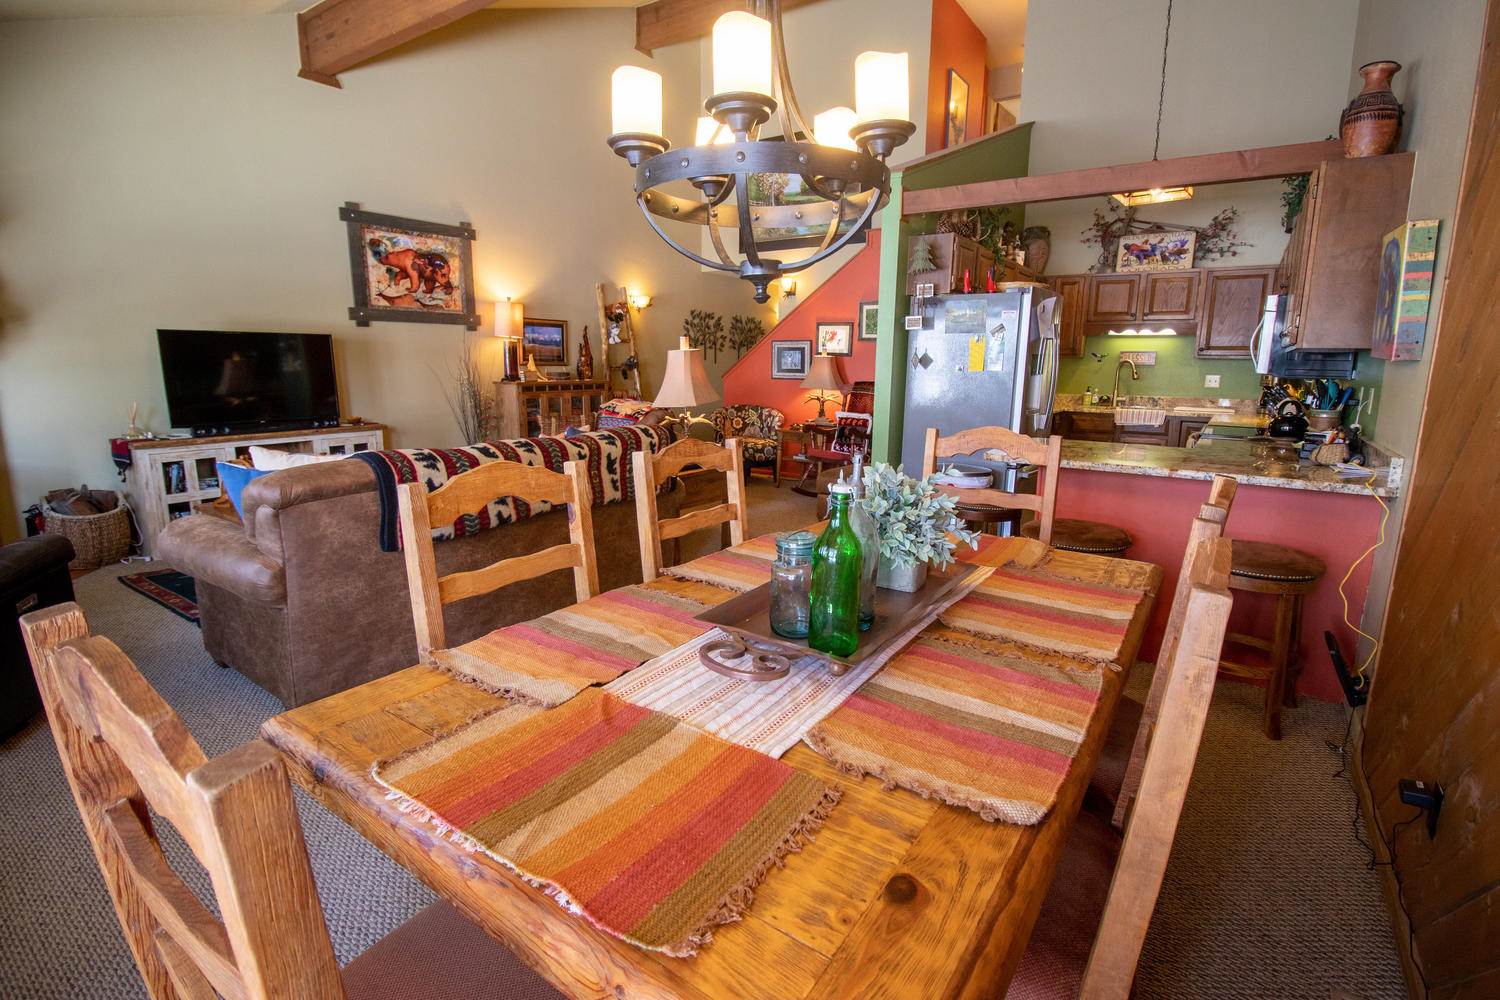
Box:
0;8;765;540
1347;0;1488;665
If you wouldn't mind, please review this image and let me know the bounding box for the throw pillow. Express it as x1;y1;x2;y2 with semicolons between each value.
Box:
248;445;344;471
217;461;271;519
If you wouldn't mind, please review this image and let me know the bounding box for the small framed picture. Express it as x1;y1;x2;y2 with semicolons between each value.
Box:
1116;229;1197;272
945;69;969;148
522;318;567;366
771;340;812;379
816;322;854;356
858;301;879;341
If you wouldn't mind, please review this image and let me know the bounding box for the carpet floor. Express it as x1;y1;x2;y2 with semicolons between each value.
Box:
0;481;1406;999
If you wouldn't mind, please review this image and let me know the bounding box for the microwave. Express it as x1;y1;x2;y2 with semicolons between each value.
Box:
1253;295;1357;379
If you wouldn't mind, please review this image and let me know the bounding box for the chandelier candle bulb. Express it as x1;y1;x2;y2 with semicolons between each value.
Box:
611;65;663;137
814;106;859;151
855;51;909;123
695;116;733;146
712;11;773;98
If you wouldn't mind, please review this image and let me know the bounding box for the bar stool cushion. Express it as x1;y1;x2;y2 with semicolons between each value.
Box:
1228;540;1326;584
1022;518;1133;555
342;902;565;1000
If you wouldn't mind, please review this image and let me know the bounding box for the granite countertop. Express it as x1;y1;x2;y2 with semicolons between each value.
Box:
1054;394;1267;428
1059;438;1397;497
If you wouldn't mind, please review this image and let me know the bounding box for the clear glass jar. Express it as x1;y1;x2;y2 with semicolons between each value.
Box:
770;530;815;639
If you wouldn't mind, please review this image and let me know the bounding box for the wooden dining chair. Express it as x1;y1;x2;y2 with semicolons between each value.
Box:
397;459;599;662
19;603;563;1000
632;436;749;580
1008;537;1235;1000
1090;475;1238;827
920;425;1063;543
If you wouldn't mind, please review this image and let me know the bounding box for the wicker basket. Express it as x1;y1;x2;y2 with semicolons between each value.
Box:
43;497;132;570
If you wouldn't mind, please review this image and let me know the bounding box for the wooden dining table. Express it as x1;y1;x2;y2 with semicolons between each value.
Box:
260;545;1161;1000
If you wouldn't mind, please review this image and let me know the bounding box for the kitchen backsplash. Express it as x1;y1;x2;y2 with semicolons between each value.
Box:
1056;334;1264;400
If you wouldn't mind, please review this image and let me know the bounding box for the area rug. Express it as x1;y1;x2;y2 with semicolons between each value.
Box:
117;568;198;624
373;688;840;956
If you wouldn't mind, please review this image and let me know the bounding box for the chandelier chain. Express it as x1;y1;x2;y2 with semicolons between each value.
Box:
1153;0;1173;161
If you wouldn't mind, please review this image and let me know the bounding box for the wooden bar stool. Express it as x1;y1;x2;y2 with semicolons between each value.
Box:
1218;540;1326;740
1021;517;1133;557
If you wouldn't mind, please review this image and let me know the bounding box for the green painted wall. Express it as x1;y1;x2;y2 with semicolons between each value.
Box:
872;124;1034;465
1058;335;1264;401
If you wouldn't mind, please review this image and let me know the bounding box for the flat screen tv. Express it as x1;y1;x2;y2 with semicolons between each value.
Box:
157;329;340;433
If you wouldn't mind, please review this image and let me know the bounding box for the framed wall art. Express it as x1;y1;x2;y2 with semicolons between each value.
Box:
945;69;969;148
1371;218;1439;362
1115;229;1196;272
816;321;854;356
521;318;568;366
858;301;879;341
771;340;812;379
341;202;478;328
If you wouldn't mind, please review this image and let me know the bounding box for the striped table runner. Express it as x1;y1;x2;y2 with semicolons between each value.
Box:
606;562;989;757
432;577;732;706
804;628;1105;825
939;563;1144;665
374;688;839;957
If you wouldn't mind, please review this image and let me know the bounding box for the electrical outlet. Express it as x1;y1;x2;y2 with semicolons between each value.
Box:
1204;374;1221;388
1399;778;1444;838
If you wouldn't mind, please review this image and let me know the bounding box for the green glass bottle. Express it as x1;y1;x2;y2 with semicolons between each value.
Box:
809;483;862;657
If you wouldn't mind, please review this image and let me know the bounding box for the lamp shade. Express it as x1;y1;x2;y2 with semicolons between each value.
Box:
654;338;721;408
611;65;663;136
801;353;847;393
813;106;859;151
855;51;910;123
494;299;523;339
712;11;772;98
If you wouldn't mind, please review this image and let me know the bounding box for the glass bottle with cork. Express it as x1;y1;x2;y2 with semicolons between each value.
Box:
808;481;863;657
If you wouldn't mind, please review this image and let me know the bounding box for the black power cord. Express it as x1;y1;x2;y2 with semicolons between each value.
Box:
1328;708;1431;994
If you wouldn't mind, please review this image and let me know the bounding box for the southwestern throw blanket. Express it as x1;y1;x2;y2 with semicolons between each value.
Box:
374;688;839;957
350;426;669;551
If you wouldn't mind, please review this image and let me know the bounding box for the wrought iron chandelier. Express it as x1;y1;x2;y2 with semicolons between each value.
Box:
606;0;915;303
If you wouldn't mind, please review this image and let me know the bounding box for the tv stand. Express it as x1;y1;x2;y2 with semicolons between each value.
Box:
121;422;386;557
191;419;338;438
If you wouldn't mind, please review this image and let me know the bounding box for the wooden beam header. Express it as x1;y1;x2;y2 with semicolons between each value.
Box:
297;0;495;86
901;139;1344;215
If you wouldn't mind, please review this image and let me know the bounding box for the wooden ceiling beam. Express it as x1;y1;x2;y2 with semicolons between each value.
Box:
296;0;497;87
901;139;1345;214
634;0;818;55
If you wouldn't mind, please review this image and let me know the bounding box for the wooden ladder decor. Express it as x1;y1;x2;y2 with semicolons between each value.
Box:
595;282;643;399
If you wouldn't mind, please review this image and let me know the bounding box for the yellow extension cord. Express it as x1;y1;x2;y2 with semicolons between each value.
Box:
1338;472;1390;689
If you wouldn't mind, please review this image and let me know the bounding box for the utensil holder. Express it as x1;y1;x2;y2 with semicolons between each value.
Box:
1307;409;1342;432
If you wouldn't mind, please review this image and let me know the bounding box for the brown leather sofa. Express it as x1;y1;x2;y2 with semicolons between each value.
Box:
157;457;678;708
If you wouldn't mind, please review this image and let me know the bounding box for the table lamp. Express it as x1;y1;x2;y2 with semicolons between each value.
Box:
801;353;847;421
493;298;525;382
654;335;721;415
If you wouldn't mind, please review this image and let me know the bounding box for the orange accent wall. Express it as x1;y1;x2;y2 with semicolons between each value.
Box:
926;0;990;154
721;232;881;470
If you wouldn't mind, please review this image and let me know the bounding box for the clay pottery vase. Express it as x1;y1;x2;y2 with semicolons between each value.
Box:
1022;226;1052;274
1340;61;1403;157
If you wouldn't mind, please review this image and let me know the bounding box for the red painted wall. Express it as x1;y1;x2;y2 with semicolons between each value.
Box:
722;231;881;473
1056;468;1384;704
926;0;990;153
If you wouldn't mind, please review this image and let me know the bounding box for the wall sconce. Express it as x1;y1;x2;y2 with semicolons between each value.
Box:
628;291;652;310
781;280;798;299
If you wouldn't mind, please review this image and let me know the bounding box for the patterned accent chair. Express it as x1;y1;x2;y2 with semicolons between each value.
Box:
710;405;785;485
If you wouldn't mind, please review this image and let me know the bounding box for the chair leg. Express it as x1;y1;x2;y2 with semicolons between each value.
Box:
1262;593;1294;740
1282;595;1305;708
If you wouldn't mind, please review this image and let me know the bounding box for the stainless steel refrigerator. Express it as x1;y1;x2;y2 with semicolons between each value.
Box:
899;288;1061;495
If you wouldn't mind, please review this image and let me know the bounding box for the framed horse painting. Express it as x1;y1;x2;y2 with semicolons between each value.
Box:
341;202;479;328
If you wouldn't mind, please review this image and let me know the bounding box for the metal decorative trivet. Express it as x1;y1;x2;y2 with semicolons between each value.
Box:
698;636;792;682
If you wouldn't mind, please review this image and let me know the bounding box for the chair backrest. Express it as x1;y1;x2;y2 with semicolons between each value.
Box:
632;436;749;580
397;459;599;661
1080;536;1235;999
830;411;873;457
1112;474;1238;827
920;425;1063;544
844;380;876;415
19;603;346;1000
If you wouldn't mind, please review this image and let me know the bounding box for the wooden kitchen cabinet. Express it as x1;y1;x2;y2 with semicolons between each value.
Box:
906;232;1012;295
1053;410;1114;441
1084;274;1142;324
1049;274;1088;357
1282;153;1414;349
1169;416;1211;447
1141;271;1201;322
1114;427;1171;445
1197;266;1277;357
